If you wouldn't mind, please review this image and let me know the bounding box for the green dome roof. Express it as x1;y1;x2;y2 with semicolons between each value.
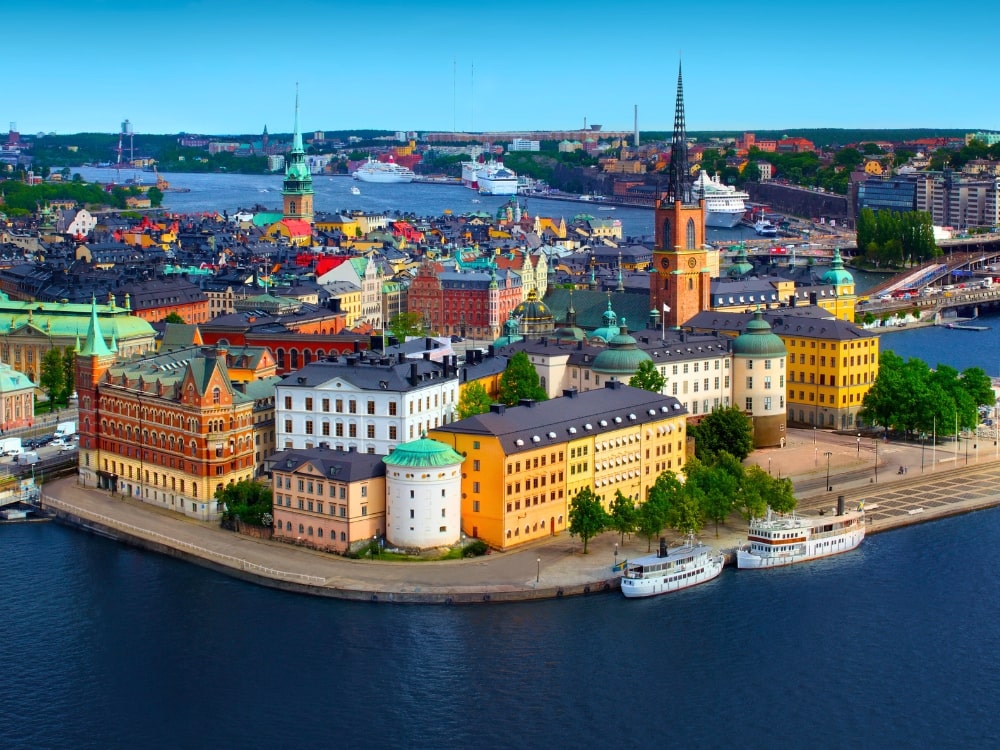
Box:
512;289;553;323
494;313;523;347
821;248;854;286
383;437;465;468
591;319;652;375
732;310;786;358
727;243;754;278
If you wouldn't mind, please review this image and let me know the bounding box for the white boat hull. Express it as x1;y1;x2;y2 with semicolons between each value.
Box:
621;553;725;598
706;209;744;228
478;180;518;196
737;527;864;569
352;172;413;184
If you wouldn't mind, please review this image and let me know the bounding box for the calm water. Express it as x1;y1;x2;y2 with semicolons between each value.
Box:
74;167;763;245
4;511;1000;749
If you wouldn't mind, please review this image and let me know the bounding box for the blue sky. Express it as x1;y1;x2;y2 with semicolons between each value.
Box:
4;1;996;136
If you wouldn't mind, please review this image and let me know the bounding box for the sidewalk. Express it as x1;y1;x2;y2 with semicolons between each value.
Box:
38;427;1000;604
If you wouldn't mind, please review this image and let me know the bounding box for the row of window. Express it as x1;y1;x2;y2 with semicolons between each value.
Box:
275;474;367;498
672;377;727;395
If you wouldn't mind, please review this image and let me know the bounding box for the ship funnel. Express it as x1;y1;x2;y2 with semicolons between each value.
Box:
658;537;668;558
837;495;845;516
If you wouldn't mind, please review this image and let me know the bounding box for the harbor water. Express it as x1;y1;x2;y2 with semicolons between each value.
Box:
3;508;1000;749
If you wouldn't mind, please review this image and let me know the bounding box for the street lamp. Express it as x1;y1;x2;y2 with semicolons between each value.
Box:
614;543;618;569
873;436;879;483
824;451;833;491
921;432;926;473
536;557;541;583
857;433;861;455
768;457;772;475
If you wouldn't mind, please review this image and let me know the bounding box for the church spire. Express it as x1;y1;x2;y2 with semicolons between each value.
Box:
666;59;692;204
79;295;112;357
292;83;303;154
282;84;314;224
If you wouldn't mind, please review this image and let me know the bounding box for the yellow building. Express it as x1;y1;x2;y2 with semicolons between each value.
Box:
429;382;688;550
315;214;360;237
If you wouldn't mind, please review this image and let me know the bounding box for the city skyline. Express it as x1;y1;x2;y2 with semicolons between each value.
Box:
4;0;996;137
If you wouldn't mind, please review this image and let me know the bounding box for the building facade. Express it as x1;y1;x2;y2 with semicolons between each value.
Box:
429;382;688;550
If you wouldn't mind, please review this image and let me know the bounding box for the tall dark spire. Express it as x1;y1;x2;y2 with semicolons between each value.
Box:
666;60;692;204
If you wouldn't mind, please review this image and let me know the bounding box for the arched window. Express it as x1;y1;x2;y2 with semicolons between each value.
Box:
212;387;221;405
688;278;694;291
686;218;696;249
662;218;671;241
276;349;285;369
290;350;299;370
303;350;312;365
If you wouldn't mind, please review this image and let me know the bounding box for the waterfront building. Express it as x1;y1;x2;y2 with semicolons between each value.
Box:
269;445;386;553
686;307;878;430
383;437;464;549
429;382;687;550
650;63;710;328
914;170;1000;229
731;310;787;448
282;89;314;226
275;352;460;455
77;297;280;519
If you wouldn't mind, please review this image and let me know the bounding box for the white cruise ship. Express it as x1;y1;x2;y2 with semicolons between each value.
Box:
736;503;865;569
476;161;518;195
351;157;415;184
461;160;482;190
692;171;749;228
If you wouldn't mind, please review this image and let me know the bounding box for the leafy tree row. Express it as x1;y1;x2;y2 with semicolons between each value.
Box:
568;451;796;553
859;351;994;437
856;208;938;268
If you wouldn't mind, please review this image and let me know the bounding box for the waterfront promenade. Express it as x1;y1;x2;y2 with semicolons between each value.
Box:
40;427;1000;603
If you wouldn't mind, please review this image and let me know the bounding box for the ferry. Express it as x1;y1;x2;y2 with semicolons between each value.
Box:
754;218;778;237
476;161;518;195
351;156;415;184
621;535;725;598
736;502;865;569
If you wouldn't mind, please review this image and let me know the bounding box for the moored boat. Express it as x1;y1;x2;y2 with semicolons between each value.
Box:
476;161;518;195
621;535;725;598
736;502;865;569
754;218;778;236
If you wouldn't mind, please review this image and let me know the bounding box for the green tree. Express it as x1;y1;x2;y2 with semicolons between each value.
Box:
457;381;493;419
217;480;273;527
636;485;669;552
628;360;665;393
834;147;864;170
959;367;995;412
39;347;64;406
608;489;638;544
163;311;185;324
61;347;76;404
689;406;754;461
387;312;426;342
146;186;164;207
567;486;608;554
685;456;738;537
498;351;547;406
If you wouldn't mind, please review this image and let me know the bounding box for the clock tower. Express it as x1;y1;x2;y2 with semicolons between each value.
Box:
651;62;708;329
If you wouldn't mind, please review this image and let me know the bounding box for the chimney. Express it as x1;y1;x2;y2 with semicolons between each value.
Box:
353;340;360;353
518;399;537;408
789;294;796;308
488;344;496;358
489;403;506;415
605;380;623;390
425;337;433;350
809;292;818;306
562;388;578;398
409;362;419;386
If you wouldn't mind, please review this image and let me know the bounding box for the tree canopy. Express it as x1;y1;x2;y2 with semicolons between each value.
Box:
628;360;666;393
689;406;754;461
457;381;493;420
387;312;427;341
856;208;938;269
860;352;993;436
217;480;273;527
567;487;609;554
498;351;547;406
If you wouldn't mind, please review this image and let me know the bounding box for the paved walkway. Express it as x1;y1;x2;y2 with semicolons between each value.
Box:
39;427;1000;603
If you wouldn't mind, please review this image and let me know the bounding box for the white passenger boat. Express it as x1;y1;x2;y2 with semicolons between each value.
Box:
351;156;415;183
754;218;778;236
736;503;865;569
476;161;518;195
621;535;725;598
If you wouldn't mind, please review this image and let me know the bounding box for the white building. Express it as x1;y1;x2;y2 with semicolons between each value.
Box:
510;138;540;152
276;353;460;455
383;437;464;549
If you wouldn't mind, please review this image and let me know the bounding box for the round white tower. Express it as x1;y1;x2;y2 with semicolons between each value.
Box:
383;437;464;550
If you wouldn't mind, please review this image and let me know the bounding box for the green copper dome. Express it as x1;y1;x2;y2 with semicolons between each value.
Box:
727;242;754;278
591;318;652;376
821;248;854;287
494;312;524;347
732;310;786;358
383;437;465;468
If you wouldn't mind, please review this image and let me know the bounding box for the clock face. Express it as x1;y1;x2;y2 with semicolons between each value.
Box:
688;257;697;269
661;257;670;269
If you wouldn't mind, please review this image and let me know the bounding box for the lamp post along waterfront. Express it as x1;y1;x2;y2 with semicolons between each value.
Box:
536;557;541;584
824;451;833;492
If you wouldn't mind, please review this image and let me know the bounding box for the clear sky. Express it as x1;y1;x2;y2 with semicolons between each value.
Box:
4;0;996;136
